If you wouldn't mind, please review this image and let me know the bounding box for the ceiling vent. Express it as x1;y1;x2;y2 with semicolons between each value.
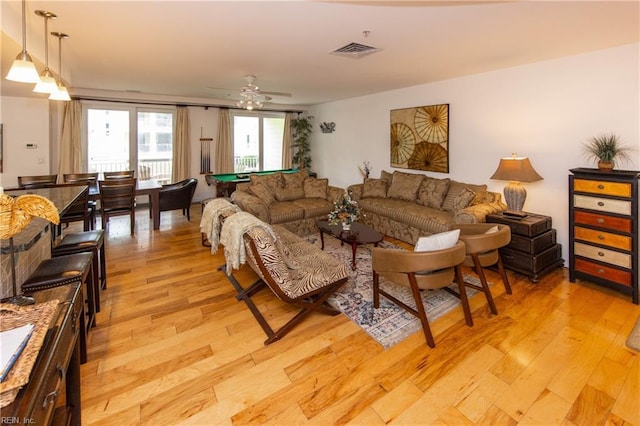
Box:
329;42;381;59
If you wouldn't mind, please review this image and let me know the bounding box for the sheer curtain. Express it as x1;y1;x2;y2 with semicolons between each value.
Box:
172;106;190;182
282;112;293;169
58;100;83;176
215;108;233;174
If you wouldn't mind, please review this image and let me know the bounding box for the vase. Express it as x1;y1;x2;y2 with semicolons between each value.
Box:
598;161;614;172
342;223;351;231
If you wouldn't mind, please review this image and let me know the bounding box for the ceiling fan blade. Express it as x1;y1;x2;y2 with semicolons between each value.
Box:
261;90;292;97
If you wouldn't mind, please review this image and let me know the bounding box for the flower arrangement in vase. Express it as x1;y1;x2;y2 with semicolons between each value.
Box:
328;191;361;230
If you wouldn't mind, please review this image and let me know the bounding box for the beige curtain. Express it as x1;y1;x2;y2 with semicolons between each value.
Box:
215;108;233;173
282;112;293;169
172;106;190;182
58;100;83;176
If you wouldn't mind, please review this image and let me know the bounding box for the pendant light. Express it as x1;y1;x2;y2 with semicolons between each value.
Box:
33;10;58;94
6;0;40;83
49;31;71;101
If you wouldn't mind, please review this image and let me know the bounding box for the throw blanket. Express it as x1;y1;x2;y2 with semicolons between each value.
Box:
220;212;278;274
220;212;300;274
199;198;240;253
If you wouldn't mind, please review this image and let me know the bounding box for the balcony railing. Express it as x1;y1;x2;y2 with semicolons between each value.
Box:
234;156;258;173
89;159;172;183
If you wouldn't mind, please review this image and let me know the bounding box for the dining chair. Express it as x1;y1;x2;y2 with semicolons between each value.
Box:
371;241;473;348
58;183;93;232
64;173;99;228
98;178;137;234
103;170;135;179
18;174;58;188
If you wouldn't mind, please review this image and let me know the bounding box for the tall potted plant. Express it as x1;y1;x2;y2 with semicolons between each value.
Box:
291;115;314;170
583;133;632;171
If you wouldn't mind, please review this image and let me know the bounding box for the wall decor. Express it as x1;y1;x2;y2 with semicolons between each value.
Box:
390;104;449;173
320;122;336;133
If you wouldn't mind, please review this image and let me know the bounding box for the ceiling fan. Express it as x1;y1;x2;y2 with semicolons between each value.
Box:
208;75;292;110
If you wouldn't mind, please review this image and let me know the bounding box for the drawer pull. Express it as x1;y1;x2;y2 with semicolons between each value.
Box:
597;201;605;207
598;251;605;257
597;184;605;190
42;364;65;408
596;218;605;224
598;235;605;240
42;390;58;408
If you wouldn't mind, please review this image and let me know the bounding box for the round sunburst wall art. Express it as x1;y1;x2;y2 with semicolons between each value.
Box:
390;104;449;173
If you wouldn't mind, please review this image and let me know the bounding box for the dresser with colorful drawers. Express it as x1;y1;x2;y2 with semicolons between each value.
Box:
569;168;639;304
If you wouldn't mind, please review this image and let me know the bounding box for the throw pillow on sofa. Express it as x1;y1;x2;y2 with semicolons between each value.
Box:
451;187;476;212
441;180;488;212
362;178;387;198
416;176;451;209
248;182;276;206
275;170;307;201
303;178;328;199
387;171;425;201
250;172;283;193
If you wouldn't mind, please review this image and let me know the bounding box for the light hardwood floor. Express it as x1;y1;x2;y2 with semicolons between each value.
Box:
77;206;639;425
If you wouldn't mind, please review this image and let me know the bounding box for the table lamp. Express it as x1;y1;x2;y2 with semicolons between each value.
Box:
490;154;543;218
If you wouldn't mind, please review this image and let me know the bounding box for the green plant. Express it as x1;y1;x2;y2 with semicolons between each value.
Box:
291;115;314;170
584;133;632;165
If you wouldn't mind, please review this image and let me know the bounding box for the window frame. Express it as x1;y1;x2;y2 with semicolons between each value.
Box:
230;109;286;172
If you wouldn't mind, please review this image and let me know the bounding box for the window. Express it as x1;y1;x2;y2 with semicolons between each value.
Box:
83;103;175;183
231;111;285;172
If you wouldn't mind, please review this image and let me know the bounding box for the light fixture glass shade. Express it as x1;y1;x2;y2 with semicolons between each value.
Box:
6;54;40;83
33;69;58;93
49;84;71;101
490;155;543;215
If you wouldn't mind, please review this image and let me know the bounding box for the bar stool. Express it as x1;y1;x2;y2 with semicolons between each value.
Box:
21;252;95;364
52;229;106;312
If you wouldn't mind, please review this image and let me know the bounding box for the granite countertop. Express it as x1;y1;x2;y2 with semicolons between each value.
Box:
1;185;87;254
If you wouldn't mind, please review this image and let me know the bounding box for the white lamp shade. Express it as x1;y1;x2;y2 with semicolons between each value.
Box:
49;84;71;101
33;73;58;93
6;57;40;83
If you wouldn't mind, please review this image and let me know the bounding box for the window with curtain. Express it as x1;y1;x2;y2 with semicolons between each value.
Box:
230;110;285;172
82;103;175;183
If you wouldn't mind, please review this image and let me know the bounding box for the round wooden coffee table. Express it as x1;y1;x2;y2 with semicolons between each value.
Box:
316;220;384;270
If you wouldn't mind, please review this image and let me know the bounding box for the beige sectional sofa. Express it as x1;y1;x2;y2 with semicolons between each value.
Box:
230;169;344;236
347;170;507;245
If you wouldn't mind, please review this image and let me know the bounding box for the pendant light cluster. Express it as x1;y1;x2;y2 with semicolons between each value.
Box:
5;0;71;101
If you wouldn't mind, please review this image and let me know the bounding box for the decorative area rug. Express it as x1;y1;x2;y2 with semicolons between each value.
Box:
627;316;640;352
304;235;481;349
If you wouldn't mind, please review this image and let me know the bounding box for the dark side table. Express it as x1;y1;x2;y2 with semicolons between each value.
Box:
486;212;564;282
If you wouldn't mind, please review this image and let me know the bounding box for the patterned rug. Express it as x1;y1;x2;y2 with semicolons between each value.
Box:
304;234;482;349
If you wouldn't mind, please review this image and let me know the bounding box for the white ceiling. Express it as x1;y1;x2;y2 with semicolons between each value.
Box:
2;1;638;110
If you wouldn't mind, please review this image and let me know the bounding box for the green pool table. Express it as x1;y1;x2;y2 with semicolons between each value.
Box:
205;169;304;197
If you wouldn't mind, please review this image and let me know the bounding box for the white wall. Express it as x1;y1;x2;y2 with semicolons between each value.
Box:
0;97;51;188
309;43;640;262
187;106;220;202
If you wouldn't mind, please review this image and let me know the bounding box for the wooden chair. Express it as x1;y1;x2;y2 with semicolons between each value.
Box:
103;170;135;179
18;174;58;188
63;173;99;228
452;224;513;313
158;178;198;221
220;215;349;345
59;183;93;232
372;241;473;348
98;178;137;235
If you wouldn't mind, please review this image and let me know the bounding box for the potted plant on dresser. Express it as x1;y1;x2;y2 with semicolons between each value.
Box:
583;133;633;171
